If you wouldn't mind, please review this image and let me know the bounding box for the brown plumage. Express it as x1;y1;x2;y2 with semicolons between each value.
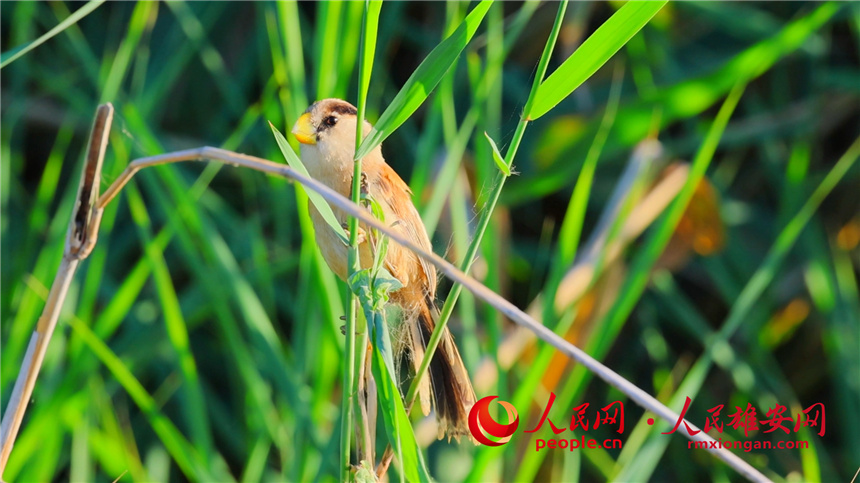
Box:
292;98;476;440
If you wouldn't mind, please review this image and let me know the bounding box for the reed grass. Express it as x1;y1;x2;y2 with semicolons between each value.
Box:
2;2;858;481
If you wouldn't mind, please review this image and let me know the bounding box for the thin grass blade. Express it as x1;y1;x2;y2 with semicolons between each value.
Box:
367;311;431;483
0;0;106;68
269;122;348;245
527;1;666;120
354;0;492;160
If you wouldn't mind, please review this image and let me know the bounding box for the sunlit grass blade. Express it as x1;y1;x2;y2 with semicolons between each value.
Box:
269;122;348;245
527;1;666;120
505;2;841;205
354;0;492;160
357;1;382;112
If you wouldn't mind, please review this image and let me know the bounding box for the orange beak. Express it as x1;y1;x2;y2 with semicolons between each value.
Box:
292;113;317;145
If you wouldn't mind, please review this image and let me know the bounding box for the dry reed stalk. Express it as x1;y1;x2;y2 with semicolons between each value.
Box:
1;104;113;472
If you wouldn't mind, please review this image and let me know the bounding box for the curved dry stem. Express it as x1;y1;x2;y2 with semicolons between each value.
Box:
91;146;769;482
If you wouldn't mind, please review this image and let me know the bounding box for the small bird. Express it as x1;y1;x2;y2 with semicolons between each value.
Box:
292;98;476;441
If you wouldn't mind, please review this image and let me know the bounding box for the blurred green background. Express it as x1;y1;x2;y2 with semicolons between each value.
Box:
2;1;858;481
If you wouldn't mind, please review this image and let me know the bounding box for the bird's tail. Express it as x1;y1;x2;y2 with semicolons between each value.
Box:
408;296;477;442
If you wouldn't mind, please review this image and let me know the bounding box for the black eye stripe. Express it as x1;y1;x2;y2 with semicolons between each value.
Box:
330;104;357;116
311;101;358;134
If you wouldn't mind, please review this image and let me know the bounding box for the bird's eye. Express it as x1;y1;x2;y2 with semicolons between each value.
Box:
323;116;338;127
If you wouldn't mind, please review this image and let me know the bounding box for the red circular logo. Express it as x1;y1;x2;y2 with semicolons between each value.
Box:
468;396;519;446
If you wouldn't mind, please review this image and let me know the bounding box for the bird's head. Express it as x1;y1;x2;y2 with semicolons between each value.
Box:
292;99;380;173
292;98;360;144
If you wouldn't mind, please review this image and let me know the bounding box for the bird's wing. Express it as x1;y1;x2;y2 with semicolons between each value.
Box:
368;162;438;297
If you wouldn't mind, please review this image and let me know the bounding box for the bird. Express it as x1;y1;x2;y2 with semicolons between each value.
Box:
292;98;476;441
